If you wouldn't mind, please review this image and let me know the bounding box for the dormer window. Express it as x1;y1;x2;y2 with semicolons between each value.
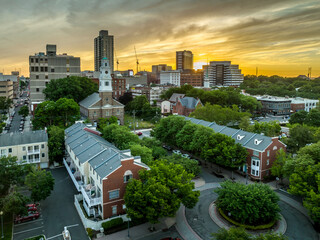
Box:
254;139;263;145
124;170;133;183
237;135;245;141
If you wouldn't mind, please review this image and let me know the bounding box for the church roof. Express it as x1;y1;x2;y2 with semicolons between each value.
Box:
79;92;100;108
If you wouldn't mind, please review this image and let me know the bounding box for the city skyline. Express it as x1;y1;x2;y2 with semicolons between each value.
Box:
1;0;320;77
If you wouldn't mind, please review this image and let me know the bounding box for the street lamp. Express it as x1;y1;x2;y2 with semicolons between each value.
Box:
0;210;4;239
127;217;131;238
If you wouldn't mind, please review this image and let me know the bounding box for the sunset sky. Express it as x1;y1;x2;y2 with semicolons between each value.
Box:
0;0;319;77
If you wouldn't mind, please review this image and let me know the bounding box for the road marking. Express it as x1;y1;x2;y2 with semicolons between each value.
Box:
65;223;79;228
14;226;44;235
46;233;62;239
14;218;43;226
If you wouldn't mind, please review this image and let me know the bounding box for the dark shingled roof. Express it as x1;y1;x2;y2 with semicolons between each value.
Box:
79;92;100;109
179;97;201;109
0;130;48;147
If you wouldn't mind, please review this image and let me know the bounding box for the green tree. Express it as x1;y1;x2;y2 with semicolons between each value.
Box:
285;124;314;152
0;96;13;114
190;103;251;126
306;109;320;127
124;161;199;224
25;169;55;202
250;121;281;137
176;122;197;151
239;116;251;131
119;92;133;105
215;181;280;225
271;149;289;183
152;115;187;146
43;76;98;103
1;191;29;216
0;156;26;196
48;126;65;164
160;155;201;176
32;98;80;129
18;105;29;118
289;111;308;125
141;137;167;159
129;144;153;165
102;124;140;150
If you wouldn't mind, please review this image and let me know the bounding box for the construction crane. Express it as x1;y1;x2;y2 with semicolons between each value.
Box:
115;49;119;71
134;46;139;75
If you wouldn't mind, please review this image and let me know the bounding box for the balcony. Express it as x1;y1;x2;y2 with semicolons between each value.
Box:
63;157;84;192
81;185;102;208
28;158;40;163
27;149;40;155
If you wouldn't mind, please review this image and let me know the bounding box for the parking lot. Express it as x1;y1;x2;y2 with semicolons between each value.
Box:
12;168;88;240
13;205;45;240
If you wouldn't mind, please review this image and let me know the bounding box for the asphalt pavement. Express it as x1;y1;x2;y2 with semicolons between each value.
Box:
13;168;88;240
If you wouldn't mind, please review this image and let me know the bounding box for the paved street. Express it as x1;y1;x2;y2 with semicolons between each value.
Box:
13;168;88;240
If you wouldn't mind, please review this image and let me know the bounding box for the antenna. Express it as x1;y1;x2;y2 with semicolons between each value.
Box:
134;46;139;75
115;49;119;71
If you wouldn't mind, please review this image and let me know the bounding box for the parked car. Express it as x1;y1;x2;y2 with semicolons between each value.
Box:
136;132;143;136
26;203;39;212
162;145;172;151
181;154;190;159
173;150;181;155
14;211;40;224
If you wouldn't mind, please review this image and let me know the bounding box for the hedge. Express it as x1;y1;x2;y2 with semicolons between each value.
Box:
218;208;277;230
101;217;124;231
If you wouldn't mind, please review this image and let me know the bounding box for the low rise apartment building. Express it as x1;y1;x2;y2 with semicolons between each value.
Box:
183;116;286;180
0;73;16;100
64;123;149;219
0;130;49;168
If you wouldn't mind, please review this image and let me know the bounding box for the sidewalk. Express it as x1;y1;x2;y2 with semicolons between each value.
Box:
95;221;166;240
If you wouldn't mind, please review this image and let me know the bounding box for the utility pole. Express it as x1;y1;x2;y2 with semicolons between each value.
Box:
133;110;136;133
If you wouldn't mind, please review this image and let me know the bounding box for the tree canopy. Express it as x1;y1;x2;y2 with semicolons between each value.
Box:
32;98;80;129
18;105;29;118
215;181;280;225
124;161;199;224
25;169;55;202
43;76;98;103
190;103;251;126
0;96;13;114
152;116;247;169
48;126;65;164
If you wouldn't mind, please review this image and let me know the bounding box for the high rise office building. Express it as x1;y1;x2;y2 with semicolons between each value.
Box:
203;61;244;87
94;30;114;73
176;50;193;71
29;44;81;111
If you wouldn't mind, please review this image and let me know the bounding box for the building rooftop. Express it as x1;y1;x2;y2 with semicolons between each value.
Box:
65;123;147;178
0;130;48;147
182;116;274;152
179;97;201;109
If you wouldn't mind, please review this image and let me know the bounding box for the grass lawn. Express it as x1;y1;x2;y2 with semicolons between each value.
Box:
3;213;13;240
124;114;155;130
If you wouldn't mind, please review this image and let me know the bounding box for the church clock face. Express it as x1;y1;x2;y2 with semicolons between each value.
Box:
105;71;108;74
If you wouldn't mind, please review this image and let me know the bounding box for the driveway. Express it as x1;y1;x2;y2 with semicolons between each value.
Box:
13;168;88;240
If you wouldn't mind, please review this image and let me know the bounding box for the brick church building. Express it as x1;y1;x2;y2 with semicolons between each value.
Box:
79;57;124;124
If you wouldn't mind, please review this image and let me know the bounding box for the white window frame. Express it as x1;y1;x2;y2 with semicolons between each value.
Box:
109;189;120;200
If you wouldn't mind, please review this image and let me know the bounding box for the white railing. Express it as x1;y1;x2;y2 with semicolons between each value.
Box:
81;186;102;207
27;149;40;155
63;158;81;192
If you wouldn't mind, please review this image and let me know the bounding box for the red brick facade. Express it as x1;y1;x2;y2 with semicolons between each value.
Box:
291;103;305;113
180;72;203;87
172;98;202;116
246;138;286;181
102;159;147;219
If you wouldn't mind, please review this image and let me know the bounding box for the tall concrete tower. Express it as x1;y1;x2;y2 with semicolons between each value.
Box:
94;30;114;73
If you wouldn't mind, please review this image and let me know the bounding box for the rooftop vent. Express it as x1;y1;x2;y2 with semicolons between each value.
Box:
254;139;263;145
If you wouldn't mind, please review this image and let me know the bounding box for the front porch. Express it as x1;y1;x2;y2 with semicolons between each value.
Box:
81;184;103;218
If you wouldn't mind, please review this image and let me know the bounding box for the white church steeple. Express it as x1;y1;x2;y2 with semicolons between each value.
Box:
99;57;113;92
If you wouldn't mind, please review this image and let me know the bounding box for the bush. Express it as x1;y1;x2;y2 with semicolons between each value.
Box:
86;228;94;238
218;208;277;230
101;217;124;231
215;181;280;225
